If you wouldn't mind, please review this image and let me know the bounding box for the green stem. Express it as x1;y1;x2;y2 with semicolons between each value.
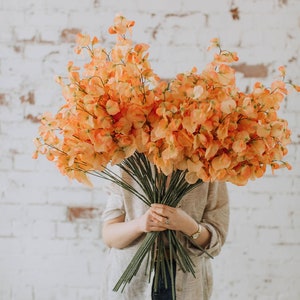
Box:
89;152;212;299
113;232;159;292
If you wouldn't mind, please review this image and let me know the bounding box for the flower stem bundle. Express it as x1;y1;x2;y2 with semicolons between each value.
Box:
85;152;205;293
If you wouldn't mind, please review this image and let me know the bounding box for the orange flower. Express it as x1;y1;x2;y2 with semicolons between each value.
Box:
293;84;300;92
108;15;135;35
106;99;120;115
207;38;220;51
205;141;220;160
220;98;236;114
278;65;286;78
211;153;231;170
213;51;239;64
33;15;299;187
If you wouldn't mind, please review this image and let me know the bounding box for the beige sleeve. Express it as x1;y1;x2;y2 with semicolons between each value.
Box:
183;181;230;258
101;182;125;222
201;181;230;257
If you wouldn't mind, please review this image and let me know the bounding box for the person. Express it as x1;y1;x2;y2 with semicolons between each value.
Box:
101;171;229;300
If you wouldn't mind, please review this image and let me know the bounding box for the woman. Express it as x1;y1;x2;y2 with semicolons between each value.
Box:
101;172;229;300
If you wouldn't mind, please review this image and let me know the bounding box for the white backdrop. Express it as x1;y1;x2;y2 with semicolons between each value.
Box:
0;0;299;299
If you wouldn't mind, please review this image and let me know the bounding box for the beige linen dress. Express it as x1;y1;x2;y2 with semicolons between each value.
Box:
101;178;229;300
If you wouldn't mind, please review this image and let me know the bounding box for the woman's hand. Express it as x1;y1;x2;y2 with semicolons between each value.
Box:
136;209;167;233
149;204;198;236
103;204;211;249
103;207;169;249
150;203;212;248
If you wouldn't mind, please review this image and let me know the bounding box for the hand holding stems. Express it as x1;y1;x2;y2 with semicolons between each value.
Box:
149;204;212;249
103;204;211;250
102;208;165;249
136;204;197;235
103;202;212;294
135;208;167;233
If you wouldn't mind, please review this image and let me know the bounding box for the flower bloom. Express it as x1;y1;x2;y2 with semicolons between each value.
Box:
33;16;299;186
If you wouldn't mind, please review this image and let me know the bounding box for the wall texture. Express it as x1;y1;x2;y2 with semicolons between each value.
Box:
0;0;299;299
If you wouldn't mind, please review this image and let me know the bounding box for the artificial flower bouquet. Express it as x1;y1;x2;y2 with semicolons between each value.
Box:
33;15;299;299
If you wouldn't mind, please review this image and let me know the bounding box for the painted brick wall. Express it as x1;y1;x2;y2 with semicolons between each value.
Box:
0;0;299;299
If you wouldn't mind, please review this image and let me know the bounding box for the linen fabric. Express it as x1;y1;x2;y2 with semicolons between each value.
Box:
101;175;229;300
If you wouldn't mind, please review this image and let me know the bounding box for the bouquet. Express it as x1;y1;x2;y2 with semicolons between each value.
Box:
33;15;299;299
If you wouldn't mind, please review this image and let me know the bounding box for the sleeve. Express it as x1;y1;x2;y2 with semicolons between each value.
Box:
179;181;229;258
101;182;126;222
200;181;230;258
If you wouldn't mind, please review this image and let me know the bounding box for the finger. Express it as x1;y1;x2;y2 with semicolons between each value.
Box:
151;203;171;210
151;204;174;216
150;211;170;225
164;217;170;225
149;222;167;231
150;227;167;232
151;215;165;225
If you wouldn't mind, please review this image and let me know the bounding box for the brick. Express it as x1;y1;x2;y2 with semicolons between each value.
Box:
14;25;37;42
31;220;56;239
257;226;281;244
68;239;103;255
10;285;34;300
135;1;182;11
0;238;23;254
23;43;61;60
0;44;22;59
39;28;62;44
0;221;13;237
230;188;272;210
0;205;23;223
246;174;294;194
287;93;300;113
12;221;32;238
0;74;23;90
48;187;94;205
152;24;200;47
0;93;7;105
290;210;300;227
0;155;13;170
56;222;78;239
20;91;35;104
1;183;44;205
6;170;73;189
0;288;11;300
24;12;63;29
23;239;68;255
43;0;96;10
77;222;100;240
0;11;24;27
0;106;24;122
26;204;67;222
184;1;231;13
233;63;268;78
278;226;300;244
0;121;37;139
14;153;39;171
237;0;279;13
60;28;81;43
33;286;77;300
77;288;102;300
67;206;102;221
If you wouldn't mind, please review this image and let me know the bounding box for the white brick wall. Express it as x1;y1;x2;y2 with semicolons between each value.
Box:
0;0;299;299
